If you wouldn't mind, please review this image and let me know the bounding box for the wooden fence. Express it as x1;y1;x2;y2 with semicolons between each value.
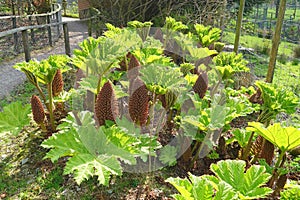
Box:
0;4;101;62
0;3;63;60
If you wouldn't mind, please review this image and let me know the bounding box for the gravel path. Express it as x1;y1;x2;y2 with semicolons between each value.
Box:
0;17;89;99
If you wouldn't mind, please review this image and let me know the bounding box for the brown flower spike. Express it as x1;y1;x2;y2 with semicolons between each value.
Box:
193;71;208;98
95;81;119;126
129;78;149;126
52;69;64;96
127;53;141;80
31;95;45;124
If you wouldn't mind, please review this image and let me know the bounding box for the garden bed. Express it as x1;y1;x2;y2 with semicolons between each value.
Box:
0;18;299;199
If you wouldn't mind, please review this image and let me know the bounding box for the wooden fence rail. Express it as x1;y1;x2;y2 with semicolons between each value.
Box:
0;4;101;62
0;3;63;60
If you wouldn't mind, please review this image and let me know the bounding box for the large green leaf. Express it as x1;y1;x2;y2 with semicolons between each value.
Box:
210;160;272;199
14;55;70;85
247;122;300;152
41;126;88;162
163;17;188;32
186;47;218;62
214;181;237;200
166;173;238;200
159;145;177;166
0;102;31;136
64;154;121;185
190;174;214;200
194;24;221;47
140;64;185;95
78;124;136;165
166;176;194;200
231;129;252;148
72;37;102;69
111;117;160;160
213;52;249;81
42;111;160;185
255;81;299;117
41;112;121;185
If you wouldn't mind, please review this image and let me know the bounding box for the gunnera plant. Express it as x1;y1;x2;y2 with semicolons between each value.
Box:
129;78;149;126
52;69;64;97
127;53;141;80
31;95;46;131
193;71;208;98
95;81;119;126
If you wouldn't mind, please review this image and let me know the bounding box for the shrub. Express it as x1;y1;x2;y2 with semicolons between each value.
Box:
293;45;300;59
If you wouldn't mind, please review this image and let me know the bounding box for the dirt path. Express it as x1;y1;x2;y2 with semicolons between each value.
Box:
0;17;89;99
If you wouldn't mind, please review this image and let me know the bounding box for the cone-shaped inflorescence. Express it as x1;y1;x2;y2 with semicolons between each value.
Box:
31;95;45;125
249;88;263;105
52;69;64;96
129;78;149;126
118;52;130;71
127;53;141;80
260;140;275;165
74;68;86;89
119;52;140;74
251;134;263;156
95;81;119;126
153;28;164;43
193;71;208;98
251;135;274;165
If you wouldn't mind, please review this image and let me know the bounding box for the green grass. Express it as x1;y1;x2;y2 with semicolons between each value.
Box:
266;7;300;20
0;80;37;109
274;60;300;95
221;32;300;95
251;6;300;20
222;31;298;56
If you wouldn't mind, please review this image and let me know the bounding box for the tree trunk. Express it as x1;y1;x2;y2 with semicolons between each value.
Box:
266;0;287;83
275;0;280;18
234;0;246;54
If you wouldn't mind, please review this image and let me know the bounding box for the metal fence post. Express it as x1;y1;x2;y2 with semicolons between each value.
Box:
22;30;31;62
63;22;71;56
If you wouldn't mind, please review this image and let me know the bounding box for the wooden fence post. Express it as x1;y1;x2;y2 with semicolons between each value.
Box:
63;22;71;56
88;18;92;37
12;17;18;52
29;16;35;44
56;11;60;36
47;15;53;46
22;30;31;62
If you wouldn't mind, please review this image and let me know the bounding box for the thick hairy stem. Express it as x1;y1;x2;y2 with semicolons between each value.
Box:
47;83;55;131
191;141;200;157
36;83;49;110
40;122;47;132
242;131;255;161
190;141;201;168
210;79;222;99
268;151;286;188
97;75;102;95
124;54;129;71
148;93;157;172
242;109;270;161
